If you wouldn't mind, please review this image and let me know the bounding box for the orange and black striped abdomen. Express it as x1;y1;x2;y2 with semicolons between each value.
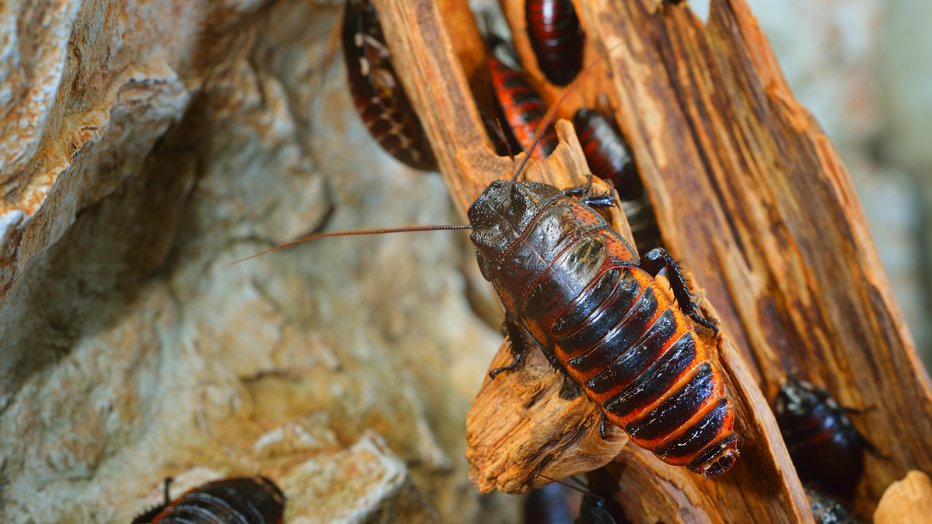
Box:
134;476;285;524
549;269;736;473
342;0;437;171
775;380;866;498
526;0;584;86
487;55;558;160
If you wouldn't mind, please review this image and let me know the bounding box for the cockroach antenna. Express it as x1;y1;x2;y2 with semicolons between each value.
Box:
231;224;473;265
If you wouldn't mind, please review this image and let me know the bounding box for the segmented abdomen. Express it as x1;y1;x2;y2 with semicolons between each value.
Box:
136;477;285;523
342;0;437;171
487;55;558;159
525;0;584;86
493;196;737;476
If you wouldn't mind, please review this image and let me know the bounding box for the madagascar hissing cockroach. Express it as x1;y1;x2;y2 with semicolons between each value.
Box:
775;379;872;498
470;173;737;477
572;107;661;251
133;476;285;523
236;47;739;478
486;38;559;160
806;485;864;524
572;109;640;199
342;0;437;171
525;0;584;86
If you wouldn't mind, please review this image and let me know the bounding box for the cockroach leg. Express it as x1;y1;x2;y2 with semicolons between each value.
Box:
599;413;610;439
489;317;533;379
640;248;718;333
564;176;615;208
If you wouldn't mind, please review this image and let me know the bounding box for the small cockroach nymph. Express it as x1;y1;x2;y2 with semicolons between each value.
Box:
525;0;584;86
774;379;873;498
133;476;285;524
342;0;437;171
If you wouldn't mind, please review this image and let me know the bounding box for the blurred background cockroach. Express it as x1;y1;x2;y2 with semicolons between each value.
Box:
572;107;661;252
525;0;584;86
774;379;874;498
342;0;437;171
133;476;285;524
486;36;558;159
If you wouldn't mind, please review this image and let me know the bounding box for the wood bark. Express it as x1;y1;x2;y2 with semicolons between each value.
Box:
372;0;932;521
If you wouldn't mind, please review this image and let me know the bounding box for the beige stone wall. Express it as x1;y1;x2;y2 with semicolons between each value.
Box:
0;1;514;521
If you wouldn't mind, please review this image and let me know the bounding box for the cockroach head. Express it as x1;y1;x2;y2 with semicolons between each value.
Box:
775;379;825;419
467;180;562;280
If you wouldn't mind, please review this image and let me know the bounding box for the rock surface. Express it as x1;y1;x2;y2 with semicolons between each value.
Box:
0;1;513;521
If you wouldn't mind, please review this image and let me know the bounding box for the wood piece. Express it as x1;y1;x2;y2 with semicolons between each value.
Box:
874;470;932;524
372;0;810;521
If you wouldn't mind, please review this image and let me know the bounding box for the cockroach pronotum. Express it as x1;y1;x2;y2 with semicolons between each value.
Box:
774;379;872;498
133;476;285;523
525;0;584;86
572;107;661;251
237;45;739;478
486;38;559;160
342;0;438;171
805;485;864;524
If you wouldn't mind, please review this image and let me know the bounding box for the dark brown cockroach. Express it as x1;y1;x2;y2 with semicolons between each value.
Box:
237;48;739;478
470;175;737;477
572;108;661;251
487;39;559;160
806;485;864;524
525;0;584;86
342;0;437;171
572;109;639;199
133;476;285;524
774;379;871;498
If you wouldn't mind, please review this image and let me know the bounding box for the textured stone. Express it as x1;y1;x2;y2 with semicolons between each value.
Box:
0;1;514;522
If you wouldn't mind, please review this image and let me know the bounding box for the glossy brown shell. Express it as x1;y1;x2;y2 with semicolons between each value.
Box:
342;0;437;171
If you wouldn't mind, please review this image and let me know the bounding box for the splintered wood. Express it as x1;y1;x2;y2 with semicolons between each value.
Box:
371;0;932;521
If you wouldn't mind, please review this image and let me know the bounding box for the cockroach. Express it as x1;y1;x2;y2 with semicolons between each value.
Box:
133;476;285;524
774;379;871;498
806;485;864;524
572;107;661;251
237;49;739;479
572;109;639;200
342;0;437;171
525;0;584;86
487;38;559;160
